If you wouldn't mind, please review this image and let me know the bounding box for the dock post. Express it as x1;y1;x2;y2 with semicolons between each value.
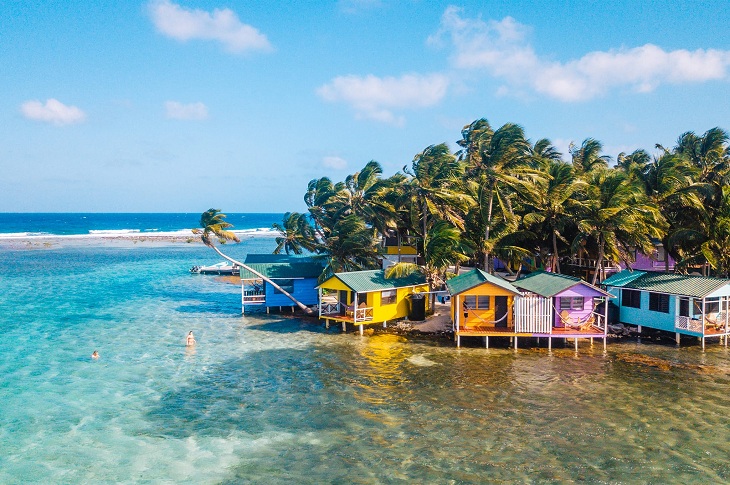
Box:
383;321;387;328
266;307;270;314
676;332;680;345
485;336;489;348
575;337;578;352
548;337;552;351
701;336;705;351
291;307;294;313
325;319;330;329
457;335;461;348
590;337;594;347
603;336;606;351
342;322;346;332
514;337;518;350
359;324;364;336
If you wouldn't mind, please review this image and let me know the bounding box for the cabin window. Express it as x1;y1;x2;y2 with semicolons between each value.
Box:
559;297;584;310
356;293;368;306
381;289;396;305
464;295;490;309
704;298;720;315
679;298;690;317
273;279;294;294
622;289;641;308
656;246;666;262
648;292;669;313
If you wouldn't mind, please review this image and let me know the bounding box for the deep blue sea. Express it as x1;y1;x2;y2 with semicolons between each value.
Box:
0;213;283;237
2;214;730;483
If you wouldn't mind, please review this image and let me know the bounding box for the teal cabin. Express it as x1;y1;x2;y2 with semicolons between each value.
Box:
511;271;614;350
240;254;323;314
602;270;730;349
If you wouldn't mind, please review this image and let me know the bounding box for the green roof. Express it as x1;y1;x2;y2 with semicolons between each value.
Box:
512;271;612;297
602;270;730;298
446;269;519;296
240;261;323;280
601;270;646;288
321;269;427;292
244;254;316;264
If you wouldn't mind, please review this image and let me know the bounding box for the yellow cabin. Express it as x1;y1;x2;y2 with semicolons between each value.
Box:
318;269;429;333
446;269;521;347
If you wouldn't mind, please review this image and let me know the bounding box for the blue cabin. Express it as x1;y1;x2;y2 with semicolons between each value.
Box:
602;270;730;349
240;254;323;313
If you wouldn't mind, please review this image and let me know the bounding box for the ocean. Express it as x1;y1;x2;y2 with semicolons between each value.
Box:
1;214;730;483
0;212;283;238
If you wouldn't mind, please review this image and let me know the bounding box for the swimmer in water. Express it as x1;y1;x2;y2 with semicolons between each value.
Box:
186;331;196;346
91;350;99;359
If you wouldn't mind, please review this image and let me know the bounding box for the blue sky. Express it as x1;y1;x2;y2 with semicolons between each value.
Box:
1;0;729;212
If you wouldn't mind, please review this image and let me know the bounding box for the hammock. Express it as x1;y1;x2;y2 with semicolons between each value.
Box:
557;309;596;331
461;306;508;329
704;312;728;331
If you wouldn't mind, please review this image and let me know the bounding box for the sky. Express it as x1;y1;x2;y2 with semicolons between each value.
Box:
1;0;729;213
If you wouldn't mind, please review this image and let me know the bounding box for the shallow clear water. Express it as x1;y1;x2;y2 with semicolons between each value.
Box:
2;240;730;484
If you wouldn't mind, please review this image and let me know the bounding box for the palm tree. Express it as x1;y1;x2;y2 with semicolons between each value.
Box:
194;209;313;313
571;170;666;284
272;212;317;255
400;143;470;264
457;119;535;271
570;138;611;175
522;159;581;274
385;219;473;309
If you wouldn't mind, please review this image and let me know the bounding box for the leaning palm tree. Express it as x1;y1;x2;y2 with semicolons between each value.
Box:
272;212;317;255
194;209;313;313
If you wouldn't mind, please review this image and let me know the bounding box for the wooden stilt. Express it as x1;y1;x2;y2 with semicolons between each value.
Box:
590;337;594;347
548;337;552;351
457;335;461;348
676;332;680;345
486;336;489;349
341;322;346;332
603;336;606;351
574;338;578;351
514;337;518;350
325;319;330;329
266;307;270;314
702;336;705;351
291;307;294;313
383;321;387;328
359;324;364;336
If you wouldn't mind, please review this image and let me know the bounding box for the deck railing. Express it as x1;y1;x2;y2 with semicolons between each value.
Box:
514;295;552;333
354;307;374;322
675;316;703;333
320;301;343;316
242;287;265;305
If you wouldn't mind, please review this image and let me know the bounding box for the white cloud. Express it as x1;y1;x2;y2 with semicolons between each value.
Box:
164;101;209;120
149;0;272;53
20;99;86;125
432;6;730;102
323;156;348;170
317;73;449;125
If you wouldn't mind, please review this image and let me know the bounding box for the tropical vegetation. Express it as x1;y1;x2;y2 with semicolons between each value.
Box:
269;119;730;284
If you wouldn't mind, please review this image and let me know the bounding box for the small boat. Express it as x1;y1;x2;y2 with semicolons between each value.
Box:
190;262;240;275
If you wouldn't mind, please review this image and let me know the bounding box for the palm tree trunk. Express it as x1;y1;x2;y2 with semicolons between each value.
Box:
591;244;605;286
552;231;561;274
209;245;314;314
484;188;494;272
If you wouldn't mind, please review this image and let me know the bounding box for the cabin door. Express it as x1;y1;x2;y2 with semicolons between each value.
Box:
495;296;508;328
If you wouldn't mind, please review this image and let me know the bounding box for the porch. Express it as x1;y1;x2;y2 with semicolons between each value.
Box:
319;299;375;324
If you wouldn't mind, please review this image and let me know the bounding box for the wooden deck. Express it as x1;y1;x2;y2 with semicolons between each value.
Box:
456;325;606;338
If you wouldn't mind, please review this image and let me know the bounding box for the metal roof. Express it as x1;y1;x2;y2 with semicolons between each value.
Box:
601;270;646;288
512;271;613;298
602;269;730;298
240;261;323;280
321;269;427;292
244;254;317;264
446;269;520;296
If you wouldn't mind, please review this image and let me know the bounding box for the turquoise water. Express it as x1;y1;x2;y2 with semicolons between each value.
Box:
2;239;730;483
